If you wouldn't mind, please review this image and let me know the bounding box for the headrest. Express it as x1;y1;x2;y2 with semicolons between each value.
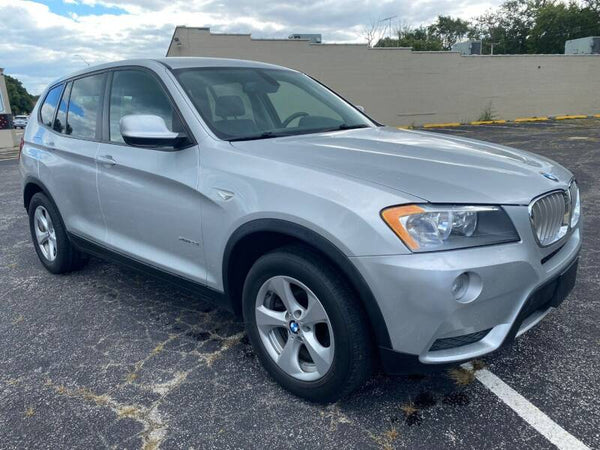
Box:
215;95;245;118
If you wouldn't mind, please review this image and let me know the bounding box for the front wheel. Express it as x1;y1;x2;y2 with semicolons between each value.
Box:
243;246;373;402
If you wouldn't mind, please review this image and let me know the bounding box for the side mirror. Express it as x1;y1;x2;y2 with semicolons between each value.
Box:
120;115;186;149
355;105;365;113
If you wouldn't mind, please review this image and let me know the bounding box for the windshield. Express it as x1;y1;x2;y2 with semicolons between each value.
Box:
174;67;374;141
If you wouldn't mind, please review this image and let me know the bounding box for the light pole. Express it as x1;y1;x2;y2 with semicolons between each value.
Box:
74;54;90;66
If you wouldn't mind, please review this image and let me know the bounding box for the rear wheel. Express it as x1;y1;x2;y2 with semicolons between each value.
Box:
243;246;373;402
28;193;88;274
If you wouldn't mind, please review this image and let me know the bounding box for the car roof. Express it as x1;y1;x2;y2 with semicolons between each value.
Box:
49;57;295;87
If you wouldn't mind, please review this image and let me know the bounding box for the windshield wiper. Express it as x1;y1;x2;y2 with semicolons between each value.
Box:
228;130;298;142
228;124;371;142
320;123;371;133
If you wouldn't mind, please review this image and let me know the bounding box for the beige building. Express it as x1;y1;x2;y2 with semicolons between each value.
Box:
0;68;18;149
167;27;600;126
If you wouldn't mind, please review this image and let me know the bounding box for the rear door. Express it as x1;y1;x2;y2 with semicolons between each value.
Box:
37;74;107;241
96;68;205;283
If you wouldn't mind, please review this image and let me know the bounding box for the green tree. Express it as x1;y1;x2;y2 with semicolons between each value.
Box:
527;1;600;53
4;75;35;115
428;16;471;50
470;0;536;54
471;0;600;54
375;25;443;51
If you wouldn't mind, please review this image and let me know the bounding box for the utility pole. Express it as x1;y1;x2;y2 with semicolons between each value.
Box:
490;42;499;55
379;15;398;44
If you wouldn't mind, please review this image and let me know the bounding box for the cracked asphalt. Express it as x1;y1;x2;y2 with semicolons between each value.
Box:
1;120;599;449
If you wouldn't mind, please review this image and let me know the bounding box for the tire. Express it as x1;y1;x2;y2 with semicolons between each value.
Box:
243;245;373;403
28;192;88;274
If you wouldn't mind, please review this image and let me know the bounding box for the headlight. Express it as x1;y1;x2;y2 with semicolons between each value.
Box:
381;204;519;252
569;181;580;228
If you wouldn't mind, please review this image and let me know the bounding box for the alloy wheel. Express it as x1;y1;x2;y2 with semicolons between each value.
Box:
255;275;334;381
34;205;57;262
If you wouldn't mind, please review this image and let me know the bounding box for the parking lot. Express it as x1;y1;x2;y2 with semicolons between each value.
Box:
0;120;598;449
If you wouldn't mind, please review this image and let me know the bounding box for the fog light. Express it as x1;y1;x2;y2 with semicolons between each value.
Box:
451;273;469;300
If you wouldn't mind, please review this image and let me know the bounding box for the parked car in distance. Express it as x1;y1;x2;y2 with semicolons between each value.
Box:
13;115;28;129
20;58;581;402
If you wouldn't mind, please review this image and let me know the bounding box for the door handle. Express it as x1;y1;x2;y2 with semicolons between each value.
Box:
97;154;116;167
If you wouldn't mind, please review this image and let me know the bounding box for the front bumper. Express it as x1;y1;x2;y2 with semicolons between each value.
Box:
351;205;582;371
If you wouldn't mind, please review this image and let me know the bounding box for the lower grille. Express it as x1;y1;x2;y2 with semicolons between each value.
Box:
429;329;492;351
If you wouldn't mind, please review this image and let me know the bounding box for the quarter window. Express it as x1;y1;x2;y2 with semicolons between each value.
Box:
66;74;105;140
40;85;63;128
109;70;179;144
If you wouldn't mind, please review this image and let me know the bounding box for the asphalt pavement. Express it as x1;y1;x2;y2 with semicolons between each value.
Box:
0;120;598;449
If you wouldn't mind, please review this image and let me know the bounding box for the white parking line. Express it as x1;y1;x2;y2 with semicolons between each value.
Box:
463;363;590;449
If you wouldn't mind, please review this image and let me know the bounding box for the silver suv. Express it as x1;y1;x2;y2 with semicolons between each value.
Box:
20;58;581;402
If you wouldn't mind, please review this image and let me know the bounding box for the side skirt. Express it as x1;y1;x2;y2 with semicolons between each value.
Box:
69;233;232;311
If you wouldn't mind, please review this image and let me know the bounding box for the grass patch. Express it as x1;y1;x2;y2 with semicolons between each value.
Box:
477;102;497;122
471;359;486;371
448;367;475;386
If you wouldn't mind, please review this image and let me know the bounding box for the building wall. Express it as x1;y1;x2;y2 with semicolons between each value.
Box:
0;68;18;149
167;27;600;126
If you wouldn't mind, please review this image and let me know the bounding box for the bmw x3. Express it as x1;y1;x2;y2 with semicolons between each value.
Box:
20;58;581;402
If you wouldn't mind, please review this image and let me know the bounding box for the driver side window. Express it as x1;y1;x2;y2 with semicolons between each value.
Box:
109;70;181;144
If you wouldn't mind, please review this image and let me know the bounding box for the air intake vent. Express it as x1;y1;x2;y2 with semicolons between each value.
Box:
529;191;569;246
430;329;492;351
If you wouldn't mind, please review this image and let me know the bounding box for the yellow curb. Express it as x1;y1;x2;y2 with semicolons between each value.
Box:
470;120;507;125
594;114;600;119
555;115;588;120
397;126;413;129
514;117;549;123
423;122;462;128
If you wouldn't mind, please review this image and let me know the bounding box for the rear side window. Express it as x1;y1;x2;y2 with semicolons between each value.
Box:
53;82;71;134
40;85;63;127
109;70;179;144
66;74;105;140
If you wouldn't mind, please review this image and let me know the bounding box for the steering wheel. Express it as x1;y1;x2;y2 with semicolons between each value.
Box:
282;112;309;128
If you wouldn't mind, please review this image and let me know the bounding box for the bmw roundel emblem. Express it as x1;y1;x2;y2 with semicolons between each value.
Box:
289;321;299;334
541;172;559;182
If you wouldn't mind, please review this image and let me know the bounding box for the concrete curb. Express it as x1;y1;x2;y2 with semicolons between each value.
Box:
0;146;19;161
400;114;600;130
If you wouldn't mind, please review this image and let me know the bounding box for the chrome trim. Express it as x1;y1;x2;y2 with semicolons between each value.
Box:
529;179;578;248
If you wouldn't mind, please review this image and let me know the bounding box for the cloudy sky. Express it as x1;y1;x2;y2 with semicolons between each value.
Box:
0;0;502;94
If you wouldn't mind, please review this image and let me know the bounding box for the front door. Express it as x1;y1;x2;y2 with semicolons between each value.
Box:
96;68;206;283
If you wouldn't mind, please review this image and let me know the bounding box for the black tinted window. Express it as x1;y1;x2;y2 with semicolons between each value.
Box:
53;82;71;134
67;74;105;139
40;85;63;127
109;70;179;144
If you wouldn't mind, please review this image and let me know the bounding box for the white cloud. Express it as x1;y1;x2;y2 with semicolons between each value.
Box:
0;0;503;94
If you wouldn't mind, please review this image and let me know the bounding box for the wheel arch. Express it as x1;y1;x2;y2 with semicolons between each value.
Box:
223;218;392;348
23;177;56;211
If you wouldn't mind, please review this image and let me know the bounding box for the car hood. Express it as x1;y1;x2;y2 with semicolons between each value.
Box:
230;126;572;205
